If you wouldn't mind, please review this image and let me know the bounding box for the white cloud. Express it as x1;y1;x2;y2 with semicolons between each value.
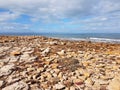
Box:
0;0;120;21
0;0;120;32
0;22;30;32
0;12;19;21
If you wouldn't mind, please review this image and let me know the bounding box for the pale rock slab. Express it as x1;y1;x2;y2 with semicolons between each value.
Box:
0;64;15;77
2;81;29;90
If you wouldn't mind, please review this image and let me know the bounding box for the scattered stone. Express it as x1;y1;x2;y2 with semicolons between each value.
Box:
116;59;120;64
28;56;38;62
49;41;58;45
0;47;11;53
0;57;10;64
0;64;15;77
64;80;73;87
10;51;21;56
50;70;55;74
44;61;51;65
59;58;80;72
83;71;90;78
27;67;34;72
85;78;94;87
9;56;19;63
92;82;100;90
42;47;50;56
107;76;120;90
51;63;59;69
70;86;76;90
48;77;60;85
100;75;113;80
0;80;4;88
82;61;90;67
55;83;65;90
0;62;5;67
2;81;29;90
46;72;52;79
30;84;41;90
100;85;107;90
57;50;65;55
37;67;44;72
73;79;84;86
53;73;57;77
20;53;30;60
53;69;60;75
58;72;63;79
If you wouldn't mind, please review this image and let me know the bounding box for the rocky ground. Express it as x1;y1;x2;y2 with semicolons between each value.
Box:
0;36;120;90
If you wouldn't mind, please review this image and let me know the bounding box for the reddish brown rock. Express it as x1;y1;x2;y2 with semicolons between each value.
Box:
10;51;21;56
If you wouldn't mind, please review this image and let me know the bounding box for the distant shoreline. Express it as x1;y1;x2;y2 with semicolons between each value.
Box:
0;35;120;44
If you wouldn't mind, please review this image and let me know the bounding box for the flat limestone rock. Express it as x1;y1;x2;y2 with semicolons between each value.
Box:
0;80;4;88
0;47;10;53
9;56;19;63
55;83;65;90
0;58;10;63
42;47;50;56
0;64;15;77
107;76;120;90
2;81;29;90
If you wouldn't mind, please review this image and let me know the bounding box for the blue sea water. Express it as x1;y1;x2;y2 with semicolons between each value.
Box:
0;32;120;43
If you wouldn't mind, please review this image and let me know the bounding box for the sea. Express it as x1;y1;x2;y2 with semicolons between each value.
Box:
0;32;120;43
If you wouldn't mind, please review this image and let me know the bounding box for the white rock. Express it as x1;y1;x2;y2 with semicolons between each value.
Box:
53;69;60;74
50;70;55;74
57;50;65;55
7;76;23;84
55;83;65;90
53;73;57;77
49;41;58;45
85;78;94;87
70;86;76;90
65;87;69;90
42;47;50;56
0;64;15;77
2;81;29;90
0;47;10;53
107;76;120;90
9;56;19;63
0;57;10;63
20;54;30;62
63;75;68;80
0;80;4;87
28;56;37;62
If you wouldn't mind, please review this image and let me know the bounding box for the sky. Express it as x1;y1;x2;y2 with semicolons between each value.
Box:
0;0;120;33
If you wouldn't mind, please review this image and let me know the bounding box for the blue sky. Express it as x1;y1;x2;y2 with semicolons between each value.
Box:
0;0;120;33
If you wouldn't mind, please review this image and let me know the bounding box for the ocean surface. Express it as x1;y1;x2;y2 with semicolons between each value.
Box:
0;33;120;43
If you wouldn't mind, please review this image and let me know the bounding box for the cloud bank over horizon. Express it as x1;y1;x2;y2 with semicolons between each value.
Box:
0;0;120;33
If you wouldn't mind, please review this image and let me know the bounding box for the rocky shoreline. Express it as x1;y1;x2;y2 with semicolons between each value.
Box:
0;36;120;90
